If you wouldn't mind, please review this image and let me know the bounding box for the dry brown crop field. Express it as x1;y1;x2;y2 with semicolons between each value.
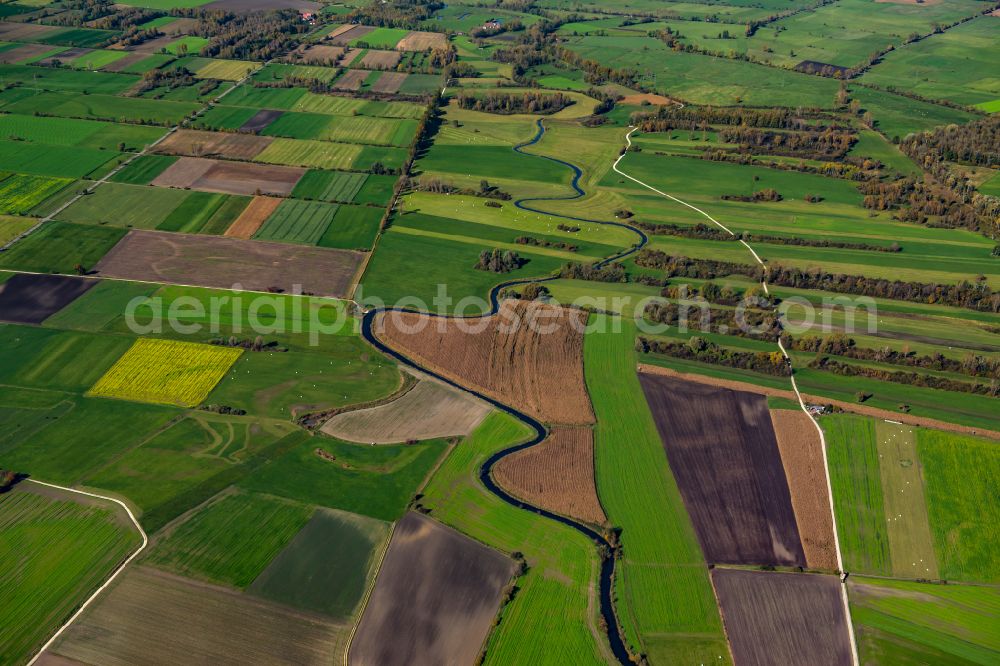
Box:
638;371;806;567
493;427;606;525
289;44;347;64
0;273;96;324
349;512;514;666
154;130;273;161
396;32;447;51
770;409;838;571
377;301;594;425
224;195;283;239
333;69;368;92
711;568;852;666
360;50;401;69
46;567;348;666
94;230;363;297
371;72;407;94
328;25;373;46
321;372;491;444
152;157;304;197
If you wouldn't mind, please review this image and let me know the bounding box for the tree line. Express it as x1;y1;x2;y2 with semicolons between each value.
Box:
456;92;574;115
635;336;791;376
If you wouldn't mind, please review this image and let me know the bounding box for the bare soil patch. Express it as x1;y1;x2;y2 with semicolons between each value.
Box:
224;195;282;238
0;22;59;41
152;156;304;196
289;44;346;65
0;273;97;324
154;129;272;160
132;35;176;53
47;566;348;666
359;49;401;69
638;371;806;567
321;370;490;444
711;569;852;666
396;31;447;51
160;18;198;36
637;362;1000;441
376;300;594;425
621;93;674;105
239;109;283;133
94;229;362;298
332;69;368;91
0;43;60;64
328;25;373;46
493;427;606;525
371;72;407;94
324;24;356;41
349;512;515;666
770;409;838;571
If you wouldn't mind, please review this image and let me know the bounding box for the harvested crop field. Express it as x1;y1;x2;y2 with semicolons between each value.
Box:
321;370;491;443
45;566;350;666
359;50;401;69
328;25;373;46
151;156;304;196
154;129;272;160
371;72;407;94
94;230;363;298
0;22;59;41
376;300;593;425
396;31;447;51
224;195;282;238
290;44;347;65
88;338;242;407
349;512;515;666
638;371;806;567
239;109;284;133
712;569;852;666
0;43;58;64
493;426;606;525
770;409;838;571
333;69;369;91
0;273;96;324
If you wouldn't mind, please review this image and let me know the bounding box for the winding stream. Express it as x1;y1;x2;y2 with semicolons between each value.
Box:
360;119;647;665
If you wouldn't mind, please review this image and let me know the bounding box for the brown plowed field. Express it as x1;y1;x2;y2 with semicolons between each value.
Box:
0;43;60;64
360;50;401;69
290;44;346;64
328;25;373;46
0;273;97;324
493;427;606;525
224;195;283;238
94;229;362;298
154;129;272;160
324;24;356;41
638;372;806;567
333;69;368;91
152;156;304;196
770;409;838;571
396;31;447;51
321;371;491;444
349;512;514;666
376;300;594;425
100;52;148;72
0;22;59;41
637;362;1000;440
47;566;348;666
712;569;852;666
239;109;283;133
371;72;407;94
621;93;674;105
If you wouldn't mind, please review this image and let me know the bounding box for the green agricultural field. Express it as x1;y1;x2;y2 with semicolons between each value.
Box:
0;221;126;274
206;342;398;420
254;137;362;170
291;169;368;203
165;35;209;55
156;192;249;235
918;430;1000;583
850;85;978;139
0;174;73;215
238;435;448;522
0;485;140;665
0;215;35;246
174;56;257;80
0;326;132;393
1;91;199;125
849;576;1000;665
823;414;892;575
253;199;336;245
353;173;397;205
585;318;730;664
222;85;307;110
58;182;192;229
318;204;382;250
0;63;137;94
351;27;409;48
419;412;609;665
248;508;390;619
110;155;178;185
192;104;259;131
146;489;313;587
68;49;129;70
88;338;243;407
0;140;119;178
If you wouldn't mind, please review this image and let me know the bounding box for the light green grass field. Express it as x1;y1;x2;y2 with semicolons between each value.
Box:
0;221;126;273
253;199;337;245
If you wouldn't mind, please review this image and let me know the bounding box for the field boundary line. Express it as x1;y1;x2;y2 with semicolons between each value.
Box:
615;127;859;666
24;478;148;666
343;519;396;666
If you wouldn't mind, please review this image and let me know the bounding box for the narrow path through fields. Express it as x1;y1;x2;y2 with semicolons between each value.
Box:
614;126;860;666
24;479;147;666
